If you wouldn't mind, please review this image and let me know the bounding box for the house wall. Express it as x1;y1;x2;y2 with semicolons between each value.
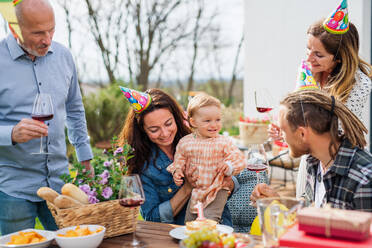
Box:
243;0;371;144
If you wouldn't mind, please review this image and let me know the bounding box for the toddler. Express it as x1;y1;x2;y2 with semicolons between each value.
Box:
167;93;245;223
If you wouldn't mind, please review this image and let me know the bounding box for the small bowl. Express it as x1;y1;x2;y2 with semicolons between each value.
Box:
55;225;105;248
0;229;55;248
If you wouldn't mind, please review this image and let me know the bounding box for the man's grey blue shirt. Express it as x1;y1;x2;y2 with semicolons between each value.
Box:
0;35;93;201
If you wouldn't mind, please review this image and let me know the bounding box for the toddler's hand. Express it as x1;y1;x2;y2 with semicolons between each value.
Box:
221;161;233;176
173;168;184;186
221;164;230;175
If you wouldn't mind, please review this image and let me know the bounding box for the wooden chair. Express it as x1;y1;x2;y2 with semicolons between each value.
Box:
268;150;300;188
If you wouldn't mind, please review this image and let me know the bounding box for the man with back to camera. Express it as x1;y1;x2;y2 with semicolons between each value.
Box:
0;0;94;234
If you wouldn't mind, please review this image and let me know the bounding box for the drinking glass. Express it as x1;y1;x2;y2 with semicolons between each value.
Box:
31;93;54;155
255;89;276;144
254;89;273;117
246;144;268;206
246;144;268;185
119;174;145;247
257;197;304;247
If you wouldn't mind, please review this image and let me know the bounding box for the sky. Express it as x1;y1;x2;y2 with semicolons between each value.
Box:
0;0;244;84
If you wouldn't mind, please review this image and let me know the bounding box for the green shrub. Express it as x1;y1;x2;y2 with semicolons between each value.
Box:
83;83;130;145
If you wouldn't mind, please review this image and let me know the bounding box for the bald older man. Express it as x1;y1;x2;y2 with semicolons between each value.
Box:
0;0;93;234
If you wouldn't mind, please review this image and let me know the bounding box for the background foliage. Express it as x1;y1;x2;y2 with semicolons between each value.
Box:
83;83;130;145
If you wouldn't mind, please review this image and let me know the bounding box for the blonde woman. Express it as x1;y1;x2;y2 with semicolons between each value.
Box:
270;19;372;198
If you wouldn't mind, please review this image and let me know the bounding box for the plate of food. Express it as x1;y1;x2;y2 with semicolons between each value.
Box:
0;229;55;248
169;219;233;240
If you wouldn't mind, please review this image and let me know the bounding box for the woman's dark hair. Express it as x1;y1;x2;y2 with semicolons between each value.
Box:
118;88;191;174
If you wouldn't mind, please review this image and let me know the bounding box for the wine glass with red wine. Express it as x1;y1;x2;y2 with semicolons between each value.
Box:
31;93;54;155
119;174;145;247
246;144;268;205
254;89;273;120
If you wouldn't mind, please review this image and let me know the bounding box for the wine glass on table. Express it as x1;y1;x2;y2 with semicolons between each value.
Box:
119;174;145;247
246;144;269;205
31;93;54;155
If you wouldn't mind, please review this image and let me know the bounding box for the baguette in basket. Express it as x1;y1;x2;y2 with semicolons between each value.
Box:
54;195;83;209
37;184;89;209
37;187;60;203
61;183;89;204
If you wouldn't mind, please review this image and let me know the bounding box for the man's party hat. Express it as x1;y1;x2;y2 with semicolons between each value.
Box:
0;0;23;41
295;60;319;91
119;86;152;113
323;0;349;34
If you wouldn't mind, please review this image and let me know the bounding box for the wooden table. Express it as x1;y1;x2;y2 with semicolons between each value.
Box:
100;221;181;248
50;221;263;248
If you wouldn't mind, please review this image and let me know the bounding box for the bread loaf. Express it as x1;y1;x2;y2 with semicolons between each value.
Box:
54;195;83;209
37;187;60;203
61;183;89;204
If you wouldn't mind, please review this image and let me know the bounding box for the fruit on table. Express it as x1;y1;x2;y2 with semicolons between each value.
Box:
263;200;289;236
182;227;251;248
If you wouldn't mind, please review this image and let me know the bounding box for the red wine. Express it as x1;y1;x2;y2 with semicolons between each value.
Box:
247;164;267;172
32;114;54;122
119;198;144;207
256;107;272;113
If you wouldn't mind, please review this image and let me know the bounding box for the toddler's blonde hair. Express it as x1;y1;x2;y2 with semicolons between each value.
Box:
187;93;221;126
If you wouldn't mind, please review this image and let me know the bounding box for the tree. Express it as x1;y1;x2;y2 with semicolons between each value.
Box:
59;0;220;90
226;34;244;106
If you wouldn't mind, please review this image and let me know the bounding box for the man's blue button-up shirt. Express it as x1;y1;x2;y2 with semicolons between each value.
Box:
0;35;93;202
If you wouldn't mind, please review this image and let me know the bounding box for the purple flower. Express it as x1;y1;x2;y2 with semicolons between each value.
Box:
99;170;110;185
102;187;113;199
100;170;110;179
78;179;84;184
103;161;112;167
114;147;123;156
88;195;99;204
79;184;91;194
99;177;108;185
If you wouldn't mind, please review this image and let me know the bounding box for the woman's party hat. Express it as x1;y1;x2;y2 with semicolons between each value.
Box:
295;60;319;91
323;0;349;34
119;86;152;113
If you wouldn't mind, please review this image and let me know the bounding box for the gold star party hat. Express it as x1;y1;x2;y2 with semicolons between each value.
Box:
323;0;349;34
0;0;23;41
295;60;319;91
119;86;152;113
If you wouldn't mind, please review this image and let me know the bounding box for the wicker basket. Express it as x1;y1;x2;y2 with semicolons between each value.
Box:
47;199;139;238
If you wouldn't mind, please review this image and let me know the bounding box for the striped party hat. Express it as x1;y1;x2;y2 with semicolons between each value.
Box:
323;0;349;34
119;86;152;113
295;60;319;91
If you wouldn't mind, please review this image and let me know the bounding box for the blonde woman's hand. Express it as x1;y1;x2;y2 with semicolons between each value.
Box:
268;123;282;141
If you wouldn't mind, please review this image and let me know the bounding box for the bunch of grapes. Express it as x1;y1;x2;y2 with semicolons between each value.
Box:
182;228;238;248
